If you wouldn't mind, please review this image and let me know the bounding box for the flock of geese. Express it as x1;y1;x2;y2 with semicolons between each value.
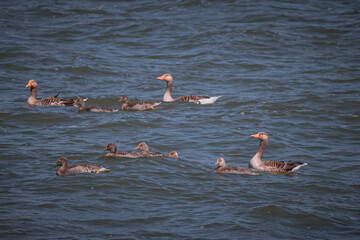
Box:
26;74;308;176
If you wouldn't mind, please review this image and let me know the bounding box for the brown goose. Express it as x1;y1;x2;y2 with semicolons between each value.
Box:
118;96;161;111
249;132;308;172
157;74;221;104
134;141;179;158
214;157;259;175
104;142;144;158
26;79;74;106
73;97;118;112
54;157;110;176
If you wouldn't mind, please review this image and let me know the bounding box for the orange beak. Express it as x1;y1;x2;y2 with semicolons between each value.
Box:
134;146;140;150
157;75;165;80
251;133;260;139
26;82;31;87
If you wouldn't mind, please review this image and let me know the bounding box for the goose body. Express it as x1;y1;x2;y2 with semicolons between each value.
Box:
249;132;308;172
195;96;222;105
214;157;259;175
54;157;110;176
104;142;144;158
73;97;118;112
157;74;221;104
26;79;74;106
134;141;179;158
118;96;161;111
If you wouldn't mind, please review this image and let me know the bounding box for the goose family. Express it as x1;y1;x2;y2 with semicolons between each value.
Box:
25;78;308;176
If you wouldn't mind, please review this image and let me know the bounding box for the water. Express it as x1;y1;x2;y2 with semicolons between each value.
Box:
1;0;360;239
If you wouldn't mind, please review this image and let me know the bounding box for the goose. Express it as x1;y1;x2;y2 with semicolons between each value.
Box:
26;79;74;106
54;157;110;176
214;157;259;175
73;97;118;112
118;96;161;111
249;132;308;172
134;141;179;158
104;142;144;158
157;74;221;104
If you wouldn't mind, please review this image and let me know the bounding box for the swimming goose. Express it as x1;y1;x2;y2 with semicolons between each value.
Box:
54;157;110;176
104;142;144;158
73;97;118;112
26;79;74;106
157;74;221;104
134;141;179;158
249;132;308;172
214;157;259;175
118;96;161;111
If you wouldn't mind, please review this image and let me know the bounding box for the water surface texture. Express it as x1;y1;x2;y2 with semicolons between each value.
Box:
1;0;360;239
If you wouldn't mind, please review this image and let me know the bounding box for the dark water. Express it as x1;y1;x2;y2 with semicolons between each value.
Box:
1;0;360;239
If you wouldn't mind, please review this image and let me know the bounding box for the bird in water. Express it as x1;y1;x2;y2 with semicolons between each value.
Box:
214;157;259;175
134;141;179;158
118;96;161;111
26;79;74;106
73;97;118;112
157;74;221;104
104;142;145;158
249;132;308;173
54;157;110;176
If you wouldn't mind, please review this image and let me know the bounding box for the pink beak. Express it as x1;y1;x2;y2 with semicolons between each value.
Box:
251;133;259;138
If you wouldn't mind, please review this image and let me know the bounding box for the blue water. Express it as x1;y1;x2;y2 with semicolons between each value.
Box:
1;0;359;239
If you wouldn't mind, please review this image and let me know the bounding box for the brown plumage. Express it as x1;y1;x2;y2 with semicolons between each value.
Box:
134;141;179;158
73;97;118;112
157;74;221;104
249;132;308;172
104;142;145;158
214;157;260;175
118;96;161;111
26;79;74;106
54;157;110;176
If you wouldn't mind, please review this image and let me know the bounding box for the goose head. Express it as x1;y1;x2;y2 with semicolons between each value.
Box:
251;132;269;141
215;157;226;167
26;79;38;88
104;142;117;153
157;74;173;82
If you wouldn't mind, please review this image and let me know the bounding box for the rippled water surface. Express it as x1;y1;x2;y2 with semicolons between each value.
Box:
1;0;360;239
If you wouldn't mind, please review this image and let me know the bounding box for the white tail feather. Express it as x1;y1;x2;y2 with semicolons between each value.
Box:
195;96;222;105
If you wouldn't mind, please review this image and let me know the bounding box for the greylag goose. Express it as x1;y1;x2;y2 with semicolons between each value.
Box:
134;141;179;158
249;132;308;172
26;79;74;106
104;142;144;158
73;97;118;112
54;157;110;176
157;74;221;104
118;96;161;111
214;157;259;175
